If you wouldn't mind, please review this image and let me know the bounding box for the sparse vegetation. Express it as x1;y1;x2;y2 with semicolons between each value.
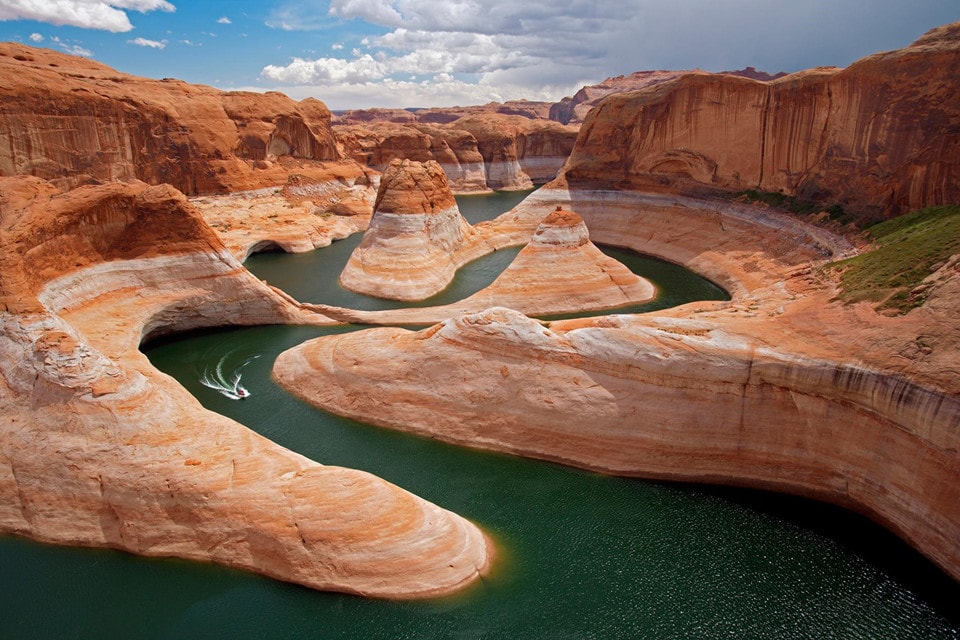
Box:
738;189;850;223
829;205;960;313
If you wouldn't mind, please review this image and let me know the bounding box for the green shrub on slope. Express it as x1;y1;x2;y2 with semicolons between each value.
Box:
831;205;960;313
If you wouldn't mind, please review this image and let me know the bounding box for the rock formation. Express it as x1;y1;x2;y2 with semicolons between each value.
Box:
336;122;488;192
559;22;960;219
548;68;786;125
318;205;655;325
335;113;578;192
0;43;353;195
274;182;959;584
339;159;489;300
0;176;492;598
334;100;553;125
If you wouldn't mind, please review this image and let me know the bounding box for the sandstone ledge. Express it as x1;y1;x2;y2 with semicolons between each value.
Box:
275;187;960;583
0;177;492;598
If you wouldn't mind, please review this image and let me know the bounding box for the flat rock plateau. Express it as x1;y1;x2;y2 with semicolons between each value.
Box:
2;21;960;597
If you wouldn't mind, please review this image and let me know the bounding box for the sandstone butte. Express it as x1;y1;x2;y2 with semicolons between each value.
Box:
0;176;492;599
274;24;960;584
335;114;578;192
339;158;490;301
322;205;656;325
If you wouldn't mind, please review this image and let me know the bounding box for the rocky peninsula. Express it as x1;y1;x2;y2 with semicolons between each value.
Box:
0;176;492;598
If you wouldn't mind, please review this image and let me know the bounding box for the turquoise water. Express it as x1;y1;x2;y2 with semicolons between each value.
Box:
2;191;957;639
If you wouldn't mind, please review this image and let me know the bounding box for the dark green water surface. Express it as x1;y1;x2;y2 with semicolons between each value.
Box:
2;191;958;639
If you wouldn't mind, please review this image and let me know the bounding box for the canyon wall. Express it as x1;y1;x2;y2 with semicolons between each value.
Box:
0;176;491;598
335;114;578;192
548;68;785;125
0;43;346;195
275;306;960;584
561;22;960;219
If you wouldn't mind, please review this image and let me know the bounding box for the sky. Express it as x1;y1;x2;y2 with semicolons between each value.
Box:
0;1;957;110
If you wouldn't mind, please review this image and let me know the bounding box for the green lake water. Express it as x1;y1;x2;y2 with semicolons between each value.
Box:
2;191;958;639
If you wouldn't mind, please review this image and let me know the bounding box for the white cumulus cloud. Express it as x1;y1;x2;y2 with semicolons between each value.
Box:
217;16;230;24
0;0;175;32
128;36;166;49
263;53;387;84
28;31;42;41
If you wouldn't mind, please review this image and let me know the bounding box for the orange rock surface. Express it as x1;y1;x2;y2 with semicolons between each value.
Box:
335;113;578;192
548;68;786;125
274;184;960;584
339;159;489;300
0;176;492;598
0;43;350;195
560;23;960;219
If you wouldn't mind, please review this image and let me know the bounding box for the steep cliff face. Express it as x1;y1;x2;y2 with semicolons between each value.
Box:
548;68;786;125
453;114;578;189
0;43;342;195
0;176;492;598
335;113;578;192
336;122;488;192
561;22;960;219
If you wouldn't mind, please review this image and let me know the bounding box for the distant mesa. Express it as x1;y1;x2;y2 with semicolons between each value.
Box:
339;159;484;301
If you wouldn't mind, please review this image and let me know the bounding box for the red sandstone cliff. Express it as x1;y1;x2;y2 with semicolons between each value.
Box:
336;114;578;191
548;68;787;126
0;43;347;195
558;22;960;219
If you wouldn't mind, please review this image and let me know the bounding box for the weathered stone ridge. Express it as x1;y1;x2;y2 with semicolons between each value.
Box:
335;113;578;192
0;43;343;194
274;306;960;584
561;22;960;219
0;176;492;598
340;159;488;300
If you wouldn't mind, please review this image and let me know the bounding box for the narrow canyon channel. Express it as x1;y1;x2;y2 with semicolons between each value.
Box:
1;191;957;639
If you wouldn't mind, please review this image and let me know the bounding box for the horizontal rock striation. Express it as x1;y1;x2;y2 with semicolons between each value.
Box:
335;113;578;192
560;22;960;219
339;159;489;300
0;43;345;194
0;176;491;598
274;306;960;583
276;183;960;583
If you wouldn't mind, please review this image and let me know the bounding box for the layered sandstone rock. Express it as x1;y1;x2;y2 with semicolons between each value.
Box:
335;113;578;192
560;22;960;219
461;207;653;314
452;114;578;189
336;122;488;192
0;176;491;598
548;68;786;125
0;43;353;194
319;205;655;324
549;70;691;125
339;159;489;300
275;184;960;584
